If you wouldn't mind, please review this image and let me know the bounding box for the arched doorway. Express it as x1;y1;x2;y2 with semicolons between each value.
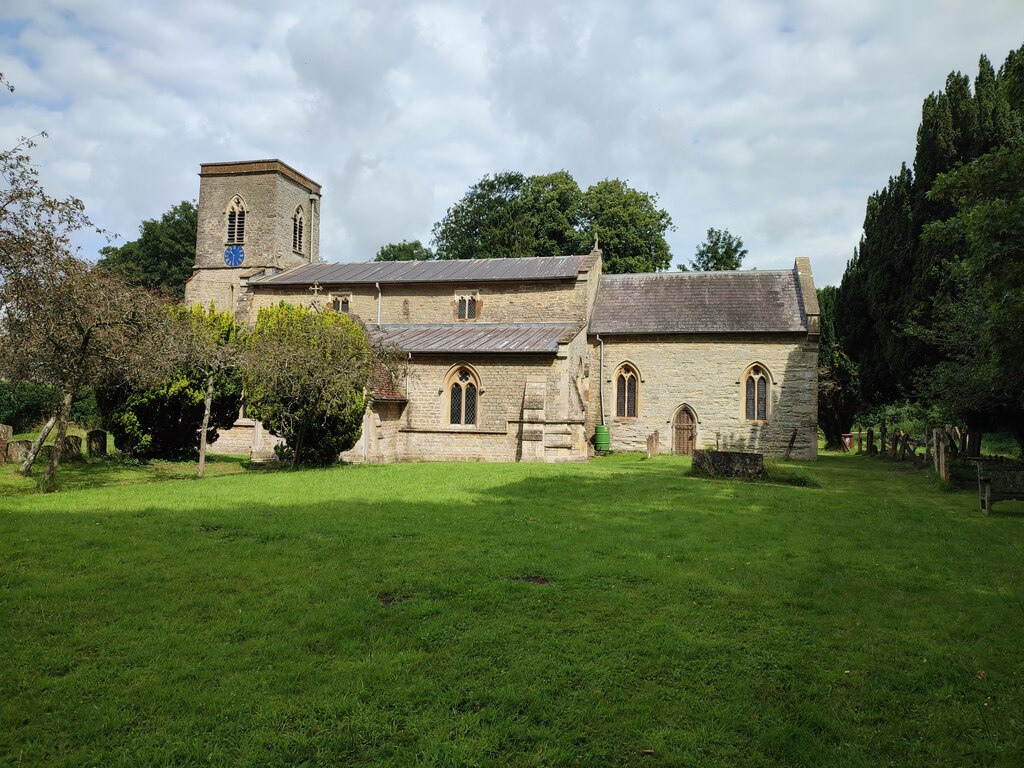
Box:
673;406;696;455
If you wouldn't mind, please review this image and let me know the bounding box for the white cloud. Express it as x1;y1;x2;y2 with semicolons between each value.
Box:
1;0;1023;284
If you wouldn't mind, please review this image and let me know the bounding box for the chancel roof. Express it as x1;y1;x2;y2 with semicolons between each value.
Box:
378;323;582;354
251;254;592;286
589;267;811;335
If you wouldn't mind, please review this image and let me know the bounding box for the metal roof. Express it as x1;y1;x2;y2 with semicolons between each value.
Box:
589;268;809;335
250;254;591;286
378;323;582;354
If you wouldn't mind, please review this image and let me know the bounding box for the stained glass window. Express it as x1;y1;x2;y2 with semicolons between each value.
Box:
449;368;479;425
745;365;770;421
449;384;462;424
616;365;638;417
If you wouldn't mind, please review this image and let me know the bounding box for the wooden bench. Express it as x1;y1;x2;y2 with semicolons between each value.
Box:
974;459;1024;514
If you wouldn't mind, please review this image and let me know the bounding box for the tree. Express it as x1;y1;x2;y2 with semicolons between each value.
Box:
96;200;198;299
241;303;374;467
687;227;748;271
432;171;533;260
1;259;172;486
1;133;174;487
916;139;1024;449
374;240;434;261
96;306;242;471
816;286;860;449
579;179;674;274
430;170;674;272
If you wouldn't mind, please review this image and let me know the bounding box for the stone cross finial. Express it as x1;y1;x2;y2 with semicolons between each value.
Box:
309;282;323;297
593;233;599;251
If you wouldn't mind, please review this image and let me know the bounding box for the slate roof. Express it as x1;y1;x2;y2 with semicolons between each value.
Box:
250;254;591;286
589;268;809;335
377;323;581;354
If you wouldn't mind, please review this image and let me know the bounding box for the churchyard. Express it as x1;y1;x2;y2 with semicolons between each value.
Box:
2;451;1021;766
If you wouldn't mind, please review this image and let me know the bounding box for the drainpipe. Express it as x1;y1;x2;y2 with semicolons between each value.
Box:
375;282;382;325
596;334;606;426
405;352;412;399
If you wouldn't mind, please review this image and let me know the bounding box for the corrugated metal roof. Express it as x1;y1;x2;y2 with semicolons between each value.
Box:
589;268;809;335
250;254;591;285
378;323;582;354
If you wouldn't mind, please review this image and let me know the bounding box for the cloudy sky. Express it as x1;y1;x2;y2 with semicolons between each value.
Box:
2;1;1022;285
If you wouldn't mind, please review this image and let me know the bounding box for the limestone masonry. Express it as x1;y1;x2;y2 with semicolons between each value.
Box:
185;160;820;463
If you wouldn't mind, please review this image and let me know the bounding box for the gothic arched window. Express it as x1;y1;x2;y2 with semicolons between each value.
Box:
743;363;771;421
615;363;639;418
226;196;247;244
448;367;479;426
292;206;304;252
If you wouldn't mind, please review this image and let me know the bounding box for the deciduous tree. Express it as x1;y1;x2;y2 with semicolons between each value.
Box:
580;179;674;274
97;200;198;299
374;240;434;261
687;227;747;271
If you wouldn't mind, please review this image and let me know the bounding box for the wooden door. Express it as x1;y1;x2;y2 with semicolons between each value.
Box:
673;408;695;455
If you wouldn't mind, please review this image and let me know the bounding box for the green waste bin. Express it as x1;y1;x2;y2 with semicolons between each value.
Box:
594;425;610;452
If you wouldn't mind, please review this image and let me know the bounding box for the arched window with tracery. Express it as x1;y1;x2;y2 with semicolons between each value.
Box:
448;367;479;426
292;206;304;252
615;363;639;418
226;196;247;244
743;363;771;421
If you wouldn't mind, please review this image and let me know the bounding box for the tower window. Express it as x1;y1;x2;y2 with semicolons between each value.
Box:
226;196;246;244
292;206;304;252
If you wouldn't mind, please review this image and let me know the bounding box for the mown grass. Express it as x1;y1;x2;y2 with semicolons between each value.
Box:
1;453;1022;766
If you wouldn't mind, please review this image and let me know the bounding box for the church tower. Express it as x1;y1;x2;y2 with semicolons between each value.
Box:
184;160;321;316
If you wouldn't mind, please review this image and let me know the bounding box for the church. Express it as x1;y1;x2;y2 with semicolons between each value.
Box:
184;160;820;463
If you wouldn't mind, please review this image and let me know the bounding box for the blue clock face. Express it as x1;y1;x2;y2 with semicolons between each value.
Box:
224;245;245;267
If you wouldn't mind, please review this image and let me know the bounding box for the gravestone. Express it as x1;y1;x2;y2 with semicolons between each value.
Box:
62;435;83;460
867;428;877;456
646;430;660;458
0;424;12;441
87;430;107;457
692;449;764;479
6;439;31;464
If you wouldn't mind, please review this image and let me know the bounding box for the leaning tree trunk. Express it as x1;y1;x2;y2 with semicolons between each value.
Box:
19;414;57;476
197;372;215;478
42;389;74;491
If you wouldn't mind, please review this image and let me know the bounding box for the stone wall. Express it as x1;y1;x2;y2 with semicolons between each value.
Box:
343;339;590;463
245;254;600;327
587;333;818;460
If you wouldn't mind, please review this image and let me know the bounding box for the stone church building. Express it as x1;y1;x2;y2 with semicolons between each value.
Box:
185;160;821;462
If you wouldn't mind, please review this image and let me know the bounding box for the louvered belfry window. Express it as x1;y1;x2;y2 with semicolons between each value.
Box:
226;196;246;244
292;206;304;252
449;368;479;425
615;364;638;418
745;365;769;421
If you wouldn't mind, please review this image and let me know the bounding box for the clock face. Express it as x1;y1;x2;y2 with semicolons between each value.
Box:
224;245;245;267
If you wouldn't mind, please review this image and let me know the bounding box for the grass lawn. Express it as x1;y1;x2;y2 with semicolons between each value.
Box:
1;453;1022;766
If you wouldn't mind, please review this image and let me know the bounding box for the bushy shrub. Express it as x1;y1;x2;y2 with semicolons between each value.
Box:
97;371;241;460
